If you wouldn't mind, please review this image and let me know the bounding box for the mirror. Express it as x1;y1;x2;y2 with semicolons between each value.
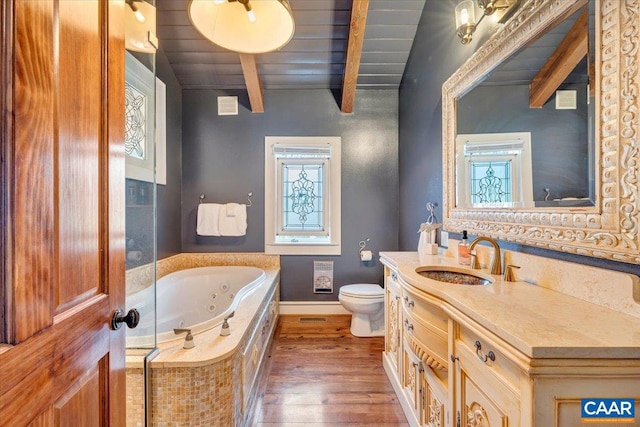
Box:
442;0;640;264
456;2;595;209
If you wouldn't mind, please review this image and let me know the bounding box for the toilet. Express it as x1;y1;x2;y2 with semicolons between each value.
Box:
338;284;385;337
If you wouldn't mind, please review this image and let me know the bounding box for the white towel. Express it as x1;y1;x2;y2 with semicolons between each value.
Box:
225;202;240;217
218;203;247;236
197;203;222;236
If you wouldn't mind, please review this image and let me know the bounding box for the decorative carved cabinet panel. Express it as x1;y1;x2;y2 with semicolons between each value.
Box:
385;271;402;374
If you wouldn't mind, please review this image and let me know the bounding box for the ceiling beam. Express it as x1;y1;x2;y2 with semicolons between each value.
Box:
239;53;264;113
340;0;369;113
529;8;588;108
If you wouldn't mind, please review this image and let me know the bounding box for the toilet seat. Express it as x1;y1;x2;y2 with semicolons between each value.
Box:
339;284;384;299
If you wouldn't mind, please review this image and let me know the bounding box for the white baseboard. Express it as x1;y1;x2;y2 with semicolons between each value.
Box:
279;301;349;315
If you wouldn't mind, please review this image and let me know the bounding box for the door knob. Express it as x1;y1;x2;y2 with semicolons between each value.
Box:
111;308;140;330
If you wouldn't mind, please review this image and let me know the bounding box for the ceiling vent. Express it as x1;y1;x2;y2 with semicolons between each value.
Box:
555;90;577;109
218;96;238;115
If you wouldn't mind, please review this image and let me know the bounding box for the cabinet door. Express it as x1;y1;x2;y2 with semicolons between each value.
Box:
453;350;519;427
385;271;402;374
403;340;424;425
459;372;507;427
422;367;447;427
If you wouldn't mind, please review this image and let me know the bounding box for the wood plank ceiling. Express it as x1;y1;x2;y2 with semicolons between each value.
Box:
156;0;426;112
480;1;592;89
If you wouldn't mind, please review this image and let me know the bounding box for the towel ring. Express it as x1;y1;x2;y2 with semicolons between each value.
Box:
199;194;206;204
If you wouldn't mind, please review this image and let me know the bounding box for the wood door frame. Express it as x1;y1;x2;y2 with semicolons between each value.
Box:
105;0;127;423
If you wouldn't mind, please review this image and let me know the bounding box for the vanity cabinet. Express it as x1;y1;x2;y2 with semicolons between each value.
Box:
383;265;450;427
384;262;525;427
382;254;640;427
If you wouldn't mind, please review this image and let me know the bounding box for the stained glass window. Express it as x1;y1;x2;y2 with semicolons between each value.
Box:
124;83;147;160
456;132;534;207
470;160;512;203
265;137;341;255
281;163;325;232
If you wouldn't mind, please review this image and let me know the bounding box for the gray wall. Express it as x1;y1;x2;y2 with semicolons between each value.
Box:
181;89;399;300
458;83;590;201
399;0;639;275
126;50;182;268
156;49;183;261
125;49;182;269
399;0;482;252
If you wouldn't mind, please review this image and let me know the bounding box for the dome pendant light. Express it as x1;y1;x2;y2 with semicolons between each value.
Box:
188;0;295;54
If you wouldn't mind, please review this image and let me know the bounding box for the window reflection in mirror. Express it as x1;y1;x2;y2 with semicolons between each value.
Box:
456;132;533;208
455;1;595;209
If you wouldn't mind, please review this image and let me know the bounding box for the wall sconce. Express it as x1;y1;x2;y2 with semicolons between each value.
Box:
188;0;295;54
125;0;158;53
455;0;520;44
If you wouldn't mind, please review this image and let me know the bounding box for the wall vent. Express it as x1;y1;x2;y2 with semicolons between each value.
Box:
218;96;238;115
555;90;577;109
313;261;334;293
298;317;328;323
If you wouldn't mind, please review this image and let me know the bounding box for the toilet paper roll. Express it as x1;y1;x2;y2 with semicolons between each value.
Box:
360;250;373;262
127;251;143;261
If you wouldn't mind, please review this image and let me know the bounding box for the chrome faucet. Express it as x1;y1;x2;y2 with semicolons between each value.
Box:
468;236;502;275
220;311;235;336
174;328;195;349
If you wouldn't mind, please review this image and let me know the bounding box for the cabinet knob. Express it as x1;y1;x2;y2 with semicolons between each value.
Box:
450;353;459;363
474;340;496;363
403;296;415;308
404;319;414;332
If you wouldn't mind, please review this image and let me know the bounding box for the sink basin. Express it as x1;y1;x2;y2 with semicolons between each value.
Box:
416;266;493;286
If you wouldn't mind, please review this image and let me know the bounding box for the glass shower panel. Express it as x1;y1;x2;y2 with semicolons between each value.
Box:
124;1;158;426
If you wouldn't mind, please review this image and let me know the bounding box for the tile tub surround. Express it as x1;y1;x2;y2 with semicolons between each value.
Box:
125;253;280;426
382;251;640;359
126;368;144;427
150;354;239;426
146;274;279;426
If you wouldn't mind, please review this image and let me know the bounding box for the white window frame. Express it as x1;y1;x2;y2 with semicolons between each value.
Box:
265;136;341;255
456;132;534;208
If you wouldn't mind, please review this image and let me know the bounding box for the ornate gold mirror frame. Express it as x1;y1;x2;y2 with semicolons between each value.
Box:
443;0;639;264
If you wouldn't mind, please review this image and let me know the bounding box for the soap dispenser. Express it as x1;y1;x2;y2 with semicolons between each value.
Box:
458;230;471;265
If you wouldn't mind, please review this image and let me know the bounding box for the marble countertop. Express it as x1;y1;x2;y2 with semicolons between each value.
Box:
380;251;640;359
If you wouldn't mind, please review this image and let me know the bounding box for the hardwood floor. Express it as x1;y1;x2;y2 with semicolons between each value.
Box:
250;315;409;426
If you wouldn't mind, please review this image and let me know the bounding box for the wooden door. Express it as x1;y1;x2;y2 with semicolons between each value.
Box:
1;0;126;426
